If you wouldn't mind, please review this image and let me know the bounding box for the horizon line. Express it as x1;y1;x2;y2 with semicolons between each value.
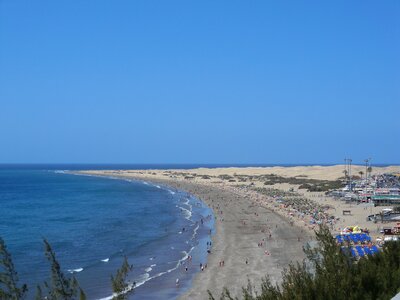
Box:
0;162;399;166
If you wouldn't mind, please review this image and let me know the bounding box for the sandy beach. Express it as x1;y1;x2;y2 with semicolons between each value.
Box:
80;165;400;299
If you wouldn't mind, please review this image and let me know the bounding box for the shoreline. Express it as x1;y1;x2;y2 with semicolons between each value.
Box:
78;171;310;299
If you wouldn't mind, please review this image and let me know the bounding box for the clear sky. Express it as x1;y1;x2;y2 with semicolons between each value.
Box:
0;1;399;164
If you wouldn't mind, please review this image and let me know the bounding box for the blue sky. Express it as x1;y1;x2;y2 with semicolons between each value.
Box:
0;1;399;164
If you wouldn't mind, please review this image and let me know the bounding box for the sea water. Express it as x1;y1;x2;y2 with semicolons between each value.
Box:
0;167;214;299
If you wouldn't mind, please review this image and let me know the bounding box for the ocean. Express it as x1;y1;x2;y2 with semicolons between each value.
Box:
0;166;214;299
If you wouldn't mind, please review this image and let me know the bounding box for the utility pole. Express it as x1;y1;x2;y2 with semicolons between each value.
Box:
344;158;352;191
349;158;352;191
344;158;348;188
364;158;369;181
368;158;372;179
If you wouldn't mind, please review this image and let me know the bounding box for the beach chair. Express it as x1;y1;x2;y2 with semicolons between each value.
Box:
351;234;359;243
350;247;357;258
355;233;362;241
356;245;365;257
336;235;343;244
360;233;367;242
364;247;372;255
348;234;355;243
365;235;371;242
359;233;365;242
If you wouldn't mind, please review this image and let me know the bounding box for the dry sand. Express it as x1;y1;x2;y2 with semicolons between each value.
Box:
80;165;400;299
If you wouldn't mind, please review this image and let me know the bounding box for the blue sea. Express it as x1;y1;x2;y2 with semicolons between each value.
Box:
0;165;215;299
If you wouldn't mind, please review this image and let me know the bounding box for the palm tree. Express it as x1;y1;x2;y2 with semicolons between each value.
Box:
359;171;364;180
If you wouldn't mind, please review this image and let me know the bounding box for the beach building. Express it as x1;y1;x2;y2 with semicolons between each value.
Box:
372;195;400;206
375;188;400;195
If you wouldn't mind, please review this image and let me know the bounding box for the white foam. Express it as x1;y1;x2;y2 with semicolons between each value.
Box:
182;198;193;215
101;258;109;263
68;268;83;273
138;272;150;282
181;248;194;261
168;189;176;195
191;224;200;240
178;206;192;220
97;248;196;300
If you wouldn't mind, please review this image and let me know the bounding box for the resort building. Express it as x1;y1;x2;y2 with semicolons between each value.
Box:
372;195;400;206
